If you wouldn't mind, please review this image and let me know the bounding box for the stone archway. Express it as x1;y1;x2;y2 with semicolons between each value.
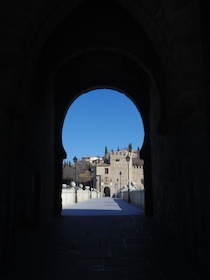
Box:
1;0;209;274
104;187;111;197
32;0;166;218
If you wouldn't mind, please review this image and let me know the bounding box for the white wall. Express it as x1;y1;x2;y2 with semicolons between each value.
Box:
118;189;145;208
62;188;102;206
62;188;144;209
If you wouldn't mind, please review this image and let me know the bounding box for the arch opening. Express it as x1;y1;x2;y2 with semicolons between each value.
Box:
62;88;145;162
61;88;146;204
28;0;167;219
104;187;111;197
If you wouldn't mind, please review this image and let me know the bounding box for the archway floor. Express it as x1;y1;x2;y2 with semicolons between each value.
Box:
3;198;201;280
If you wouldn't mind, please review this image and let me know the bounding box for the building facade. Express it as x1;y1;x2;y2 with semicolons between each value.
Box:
93;150;144;197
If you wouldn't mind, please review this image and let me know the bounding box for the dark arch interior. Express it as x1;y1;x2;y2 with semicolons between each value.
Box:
104;187;111;197
32;0;166;217
1;0;209;277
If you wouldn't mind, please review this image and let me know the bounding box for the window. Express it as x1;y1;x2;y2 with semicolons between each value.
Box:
105;168;109;174
116;159;120;162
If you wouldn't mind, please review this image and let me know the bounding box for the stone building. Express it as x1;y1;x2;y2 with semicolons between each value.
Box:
93;150;144;197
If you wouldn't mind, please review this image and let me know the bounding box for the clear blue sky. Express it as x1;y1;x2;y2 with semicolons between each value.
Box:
62;89;145;162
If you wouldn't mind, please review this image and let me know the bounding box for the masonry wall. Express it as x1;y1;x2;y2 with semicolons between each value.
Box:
95;151;144;197
119;190;145;208
132;165;144;189
146;2;210;275
62;188;102;206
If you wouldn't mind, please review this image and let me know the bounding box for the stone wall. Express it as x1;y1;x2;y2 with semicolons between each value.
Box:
118;190;145;208
95;151;144;197
62;188;102;206
132;166;144;189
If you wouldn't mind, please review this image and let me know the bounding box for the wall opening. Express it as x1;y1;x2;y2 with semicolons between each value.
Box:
61;88;145;210
62;88;144;162
104;187;111;197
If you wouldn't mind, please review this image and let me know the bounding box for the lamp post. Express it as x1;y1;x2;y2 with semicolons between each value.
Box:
119;171;122;198
73;156;78;203
116;178;119;198
101;181;104;197
96;175;101;193
126;154;130;203
90;168;93;199
90;179;92;199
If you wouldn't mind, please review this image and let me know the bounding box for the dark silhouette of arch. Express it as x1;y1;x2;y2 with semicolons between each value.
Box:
1;1;209;276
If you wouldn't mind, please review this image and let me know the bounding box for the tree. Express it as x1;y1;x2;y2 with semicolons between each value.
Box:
128;143;132;152
137;147;141;158
105;146;108;156
63;160;68;167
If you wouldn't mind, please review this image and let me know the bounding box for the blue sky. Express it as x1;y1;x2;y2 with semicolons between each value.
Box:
62;89;145;162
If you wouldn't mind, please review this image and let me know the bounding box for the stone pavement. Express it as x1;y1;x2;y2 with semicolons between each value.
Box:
2;198;203;280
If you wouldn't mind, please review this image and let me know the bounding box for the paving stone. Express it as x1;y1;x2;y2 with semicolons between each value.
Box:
2;198;202;280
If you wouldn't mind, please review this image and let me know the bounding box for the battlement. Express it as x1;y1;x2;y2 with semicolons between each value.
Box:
109;149;138;158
